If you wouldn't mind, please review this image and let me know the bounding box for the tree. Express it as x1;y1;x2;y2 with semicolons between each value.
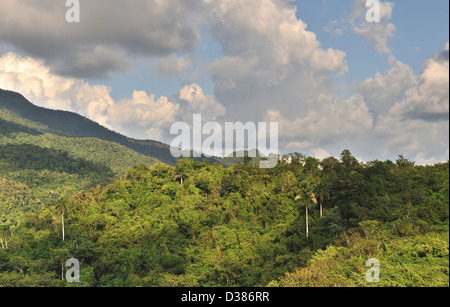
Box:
304;157;320;177
296;179;318;239
291;152;306;165
174;159;194;186
55;199;68;241
320;156;340;173
0;237;7;249
396;155;415;168
315;180;330;218
340;149;359;170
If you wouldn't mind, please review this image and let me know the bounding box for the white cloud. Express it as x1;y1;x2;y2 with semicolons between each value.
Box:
177;83;226;122
388;50;449;122
106;91;179;140
205;0;349;133
323;18;348;37
0;1;447;165
199;0;390;161
357;59;416;117
1;0;356;151
265;93;373;148
415;152;445;166
284;141;313;150
372;43;449;128
0;52;112;122
365;43;449;164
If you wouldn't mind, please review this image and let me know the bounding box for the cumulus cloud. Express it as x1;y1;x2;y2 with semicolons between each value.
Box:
364;43;449;163
0;52;113;123
388;47;449;122
102;84;226;140
177;83;226;121
198;0;387;159
323;18;349;37
106;91;179;140
311;148;332;160
357;60;416;118
372;44;449;127
0;0;201;78
1;0;356;151
205;0;348;126
266;94;373;148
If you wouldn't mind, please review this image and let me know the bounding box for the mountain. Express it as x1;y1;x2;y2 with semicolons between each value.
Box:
0;89;178;165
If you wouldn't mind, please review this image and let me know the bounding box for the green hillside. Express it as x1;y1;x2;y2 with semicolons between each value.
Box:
0;155;447;287
0;90;162;229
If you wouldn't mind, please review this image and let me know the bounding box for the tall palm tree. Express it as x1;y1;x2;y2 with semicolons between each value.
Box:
174;169;190;186
0;230;7;249
315;180;330;218
55;199;68;241
174;160;193;186
296;179;318;239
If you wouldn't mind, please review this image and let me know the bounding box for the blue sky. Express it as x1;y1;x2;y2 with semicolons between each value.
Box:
300;0;448;77
298;0;449;63
0;0;448;164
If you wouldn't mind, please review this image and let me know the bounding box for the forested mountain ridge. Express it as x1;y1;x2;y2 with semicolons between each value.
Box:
0;153;448;287
0;89;177;165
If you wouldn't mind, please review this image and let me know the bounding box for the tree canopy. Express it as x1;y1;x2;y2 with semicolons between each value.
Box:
1;152;448;287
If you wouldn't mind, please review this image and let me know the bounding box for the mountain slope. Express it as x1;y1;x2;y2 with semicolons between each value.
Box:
0;89;177;165
0;89;165;228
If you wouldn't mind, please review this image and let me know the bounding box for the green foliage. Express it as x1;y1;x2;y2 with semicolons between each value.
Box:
1;151;448;287
272;224;449;287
